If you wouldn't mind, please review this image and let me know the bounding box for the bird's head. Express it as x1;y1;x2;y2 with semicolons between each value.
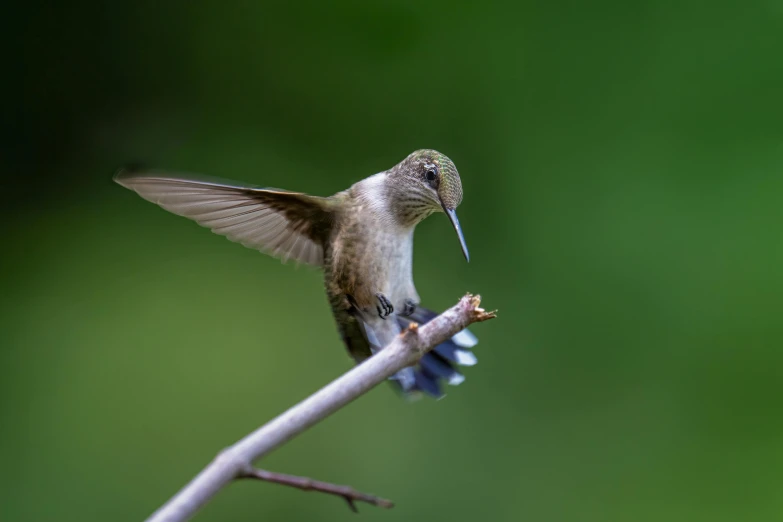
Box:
389;149;469;261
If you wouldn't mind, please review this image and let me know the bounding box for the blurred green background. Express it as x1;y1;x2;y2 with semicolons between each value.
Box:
2;1;782;521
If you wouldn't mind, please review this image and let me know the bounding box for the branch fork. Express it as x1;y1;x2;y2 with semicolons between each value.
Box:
147;293;495;522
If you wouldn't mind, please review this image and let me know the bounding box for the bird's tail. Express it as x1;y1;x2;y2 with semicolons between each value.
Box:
391;307;479;399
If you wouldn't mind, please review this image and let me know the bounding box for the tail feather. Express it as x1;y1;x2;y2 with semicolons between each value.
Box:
393;306;479;399
414;369;442;397
434;341;478;366
420;351;465;385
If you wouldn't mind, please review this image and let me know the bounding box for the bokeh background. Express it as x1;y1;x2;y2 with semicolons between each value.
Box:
3;1;782;521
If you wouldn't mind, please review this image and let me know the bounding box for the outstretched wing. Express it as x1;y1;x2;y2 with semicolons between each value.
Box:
115;169;334;266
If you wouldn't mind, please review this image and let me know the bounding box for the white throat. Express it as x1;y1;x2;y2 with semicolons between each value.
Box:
356;172;396;225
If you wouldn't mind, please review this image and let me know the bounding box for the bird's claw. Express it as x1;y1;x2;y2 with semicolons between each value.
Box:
400;298;418;317
375;293;394;319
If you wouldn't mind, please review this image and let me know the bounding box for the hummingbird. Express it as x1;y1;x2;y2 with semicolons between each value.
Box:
115;149;479;398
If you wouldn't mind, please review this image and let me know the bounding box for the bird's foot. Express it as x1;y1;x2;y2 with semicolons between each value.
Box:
375;293;394;319
400;298;418;317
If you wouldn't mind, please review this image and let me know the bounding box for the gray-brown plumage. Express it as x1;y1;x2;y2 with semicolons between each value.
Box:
115;149;478;397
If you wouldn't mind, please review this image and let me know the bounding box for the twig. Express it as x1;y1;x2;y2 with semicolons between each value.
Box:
239;467;394;512
146;294;496;522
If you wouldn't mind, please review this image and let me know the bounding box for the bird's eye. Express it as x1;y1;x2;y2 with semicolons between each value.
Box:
425;169;437;182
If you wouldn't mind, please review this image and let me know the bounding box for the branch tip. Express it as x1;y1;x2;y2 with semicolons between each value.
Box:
461;293;496;322
475;308;497;322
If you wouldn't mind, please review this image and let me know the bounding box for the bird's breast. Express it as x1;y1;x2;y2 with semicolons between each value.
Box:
328;215;416;312
378;228;415;303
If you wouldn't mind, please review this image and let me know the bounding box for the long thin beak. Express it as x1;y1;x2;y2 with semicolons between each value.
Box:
443;206;470;262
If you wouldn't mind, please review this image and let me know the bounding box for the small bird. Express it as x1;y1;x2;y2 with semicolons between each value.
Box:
115;149;479;398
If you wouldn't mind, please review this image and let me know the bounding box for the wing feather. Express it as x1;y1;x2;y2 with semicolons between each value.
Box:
114;169;334;266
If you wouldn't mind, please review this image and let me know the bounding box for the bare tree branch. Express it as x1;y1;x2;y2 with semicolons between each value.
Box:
146;294;496;522
239;468;394;512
